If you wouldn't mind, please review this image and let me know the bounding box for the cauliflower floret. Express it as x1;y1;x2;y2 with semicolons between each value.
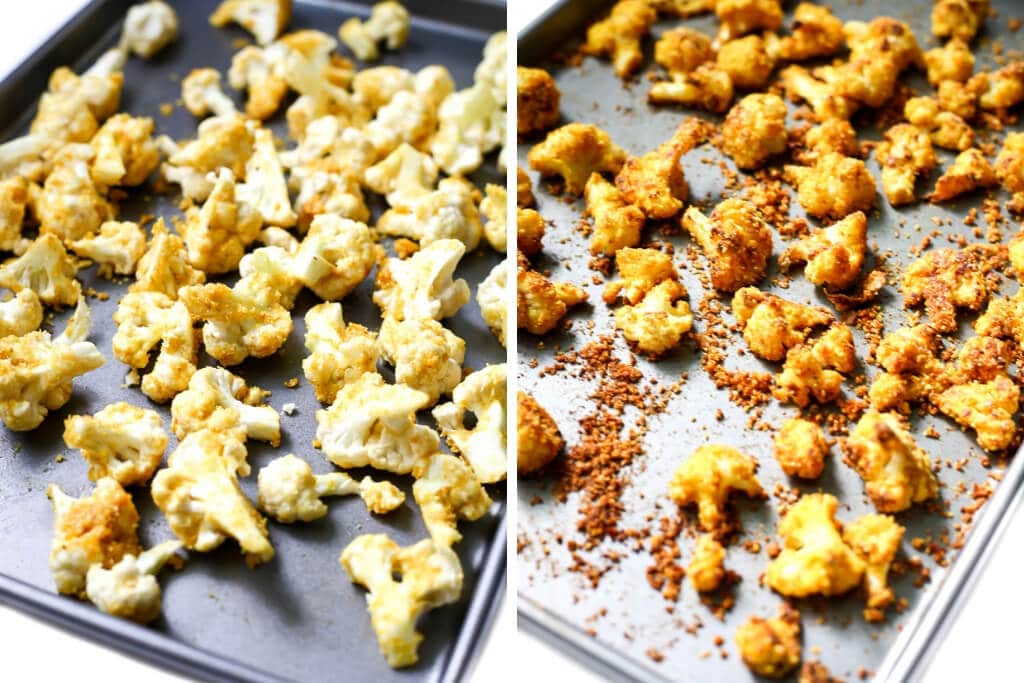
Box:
374;238;470;322
669;444;764;532
0;290;43;337
228;44;290;120
682;198;772;292
972;62;1024;112
785;153;876;219
876;124;938;206
516;261;588;335
928;148;998;202
773;417;828;479
377;177;483;251
516;208;545;257
70;220;147;278
651;0;715;16
615;280;693;356
412;453;492;547
932;0;989;42
779;65;857;121
365;90;445;160
171;367;279;446
179;273;292;366
340;534;462;669
85;539;181;624
715;0;783;42
475;31;507;106
152;426;273;565
775;3;844;62
210;0;292;45
258;454;404;523
720;94;787;170
238;246;302;309
166;113;255;191
868;324;943;412
129;220;205;298
64;403;168;486
517;391;563;475
603;247;677;305
844;410;939;512
779;211;866;291
479;183;506;253
582;0;656;78
616;118;709;219
179;168;262;274
844;17;923;70
0;135;48;183
379;317;464;406
649;64;735;113
477;261;507;346
432;364;506;483
735;605;802;679
654;27;713;77
351;65;414;111
904;97;974;152
936;374;1019;452
35;143;114;244
924;39;975;86
47;478;140;597
764;493;865;598
802;118;859;160
0;175;29;252
843;514;905;622
996;132;1024;211
716;35;778;91
364;143;438;208
302;302;378;404
430;83;504;177
584;173;644;256
316;372;438;474
688;533;725;593
181;68;237;118
774;324;856;407
732;288;832;362
292;214;375;301
338;1;410;61
517;66;560;136
291;164;370;230
938;78;982;120
112;291;197;403
902;246;994;333
120;1;178;58
527;123;627;196
820;55;901;110
237;127;297;228
90;113;159;188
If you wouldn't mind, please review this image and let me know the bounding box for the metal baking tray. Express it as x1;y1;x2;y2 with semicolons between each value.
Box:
0;1;507;682
516;1;1024;680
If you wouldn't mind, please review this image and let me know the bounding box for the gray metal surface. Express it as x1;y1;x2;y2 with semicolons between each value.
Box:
516;1;1024;681
0;2;506;682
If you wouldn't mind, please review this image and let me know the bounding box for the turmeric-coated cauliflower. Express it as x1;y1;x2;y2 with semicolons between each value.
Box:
517;391;563;475
379;317;464;406
648;64;735;113
996;132;1024;211
480;183;506;253
715;0;783;43
171;367;279;446
732;288;832;362
774;324;856;407
36;143;114;244
432;364;507;484
773;417;828;479
129;220;205;299
112;291;197;403
228;44;290;120
735;604;802;679
581;0;656;78
0;233;80;307
654;28;713;77
779;211;866;291
179;168;262;275
517;66;560;136
477;261;508;347
210;0;292;45
780;65;856;121
775;3;844;62
302;302;378;404
616;118;709;219
412;453;492;547
785;153;876;219
165;114;254;195
70;220;147;278
843;514;905;622
932;0;989;42
615;280;693;356
338;1;410;61
682;198;772;292
688;533;725;593
237;127;297;228
935;374;1019;452
374;239;470;322
924;39;975;86
517;261;588;335
90;113;159;188
901;246;994;333
875;123;938;206
85;539;181;624
292;214;375;302
905;97;974;152
585;173;644;256
0;175;29;253
721;94;787;170
928;148;998;202
669;444;764;532
527;122;627;196
972;62;1024;112
0;290;43;337
64;403;168;486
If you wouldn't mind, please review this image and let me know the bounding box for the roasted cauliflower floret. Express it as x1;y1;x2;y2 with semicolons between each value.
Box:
716;35;777;91
378;317;464;405
0;290;43;337
721;94;787;170
70;220;147;278
412;453;492;547
669;444;764;532
649;64;735;113
178;168;262;275
876;124;938;206
130;220;205;299
901;246;993;333
479;183;506;253
238;127;296;228
972;62;1024;112
517;66;560;136
377;177;482;251
516;262;587;335
433;364;507;484
85;539;181;624
477;261;507;346
516;166;535;208
688;533;726;593
615;280;693;356
581;0;656;78
527;122;627;196
715;0;783;42
585;174;643;256
112;291;197;403
603;247;678;305
120;1;178;59
616;118;708;219
735;605;802;679
773;418;828;479
181;68;237;118
165;114;254;196
845;17;923;69
780;65;857;121
682;198;772;292
210;0;291;45
64;403;167;486
0;233;80;307
90;114;159;188
904;97;974;152
932;0;989;43
228;44;289;120
935;374;1019;452
654;27;713;77
516;208;545;258
775;3;844;62
36;143;114;244
928;148;998;202
924;39;975;86
774;325;856;407
338;1;409;61
732;288;832;362
0;175;29;252
171;367;279;446
340;534;462;668
996;132;1024;211
374;238;470;322
843;514;905;622
238;245;303;309
363;142;438;209
785;153;876;219
868;324;943;412
844;410;939;513
517;391;563;475
802;118;859;160
302;302;377;404
779;211;866;291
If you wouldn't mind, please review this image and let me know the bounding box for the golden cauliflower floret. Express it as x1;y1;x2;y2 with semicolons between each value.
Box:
64;403;167;486
433;364;507;484
84;539;181;625
377;177;483;251
649;64;735;113
477;260;507;347
228;44;289;120
721;93;787;170
901;246;993;333
341;534;462;669
716;35;777;91
654;27;713;76
779;211;866;291
735;605;802;679
867;325;943;413
210;0;291;46
688;533;726;593
70;220;147;278
928;148;998;202
0;290;43;338
516;261;588;335
480;183;506;253
36;143;114;244
803;118;859;160
774;324;856;407
378;317;465;406
764;493;865;598
603;247;678;305
785;153;876;219
516;66;560;136
780;65;857;121
616;118;708;219
112;291;198;403
843;513;905;621
171;367;279;446
682;198;772;292
585;173;644;256
996;132;1024;210
302;302;377;404
924;39;975;86
972;62;1024;112
412;453;492;547
821;55;901;109
844;17;923;71
165;114;254;196
650;0;715;16
715;0;783;43
90;113;159;188
844;410;939;513
904;97;975;152
875;123;938;206
0;175;29;253
338;1;409;61
517;166;535;208
773;417;829;479
517;391;564;475
932;0;989;42
669;444;764;532
936;374;1019;452
615;280;693;356
582;0;656;78
374;238;470;322
129;220;205;299
516;208;545;258
0;233;81;307
47;478;141;598
775;3;844;62
528;122;627;196
732;288;832;362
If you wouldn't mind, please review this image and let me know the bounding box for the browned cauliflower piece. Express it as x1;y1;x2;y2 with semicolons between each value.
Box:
669;444;764;532
517;391;564;475
603;247;679;305
868;324;943;412
901;246;994;333
649;64;735;113
780;65;857;121
732;288;832;362
735;604;802;679
682;198;772;292
654;27;713;76
938;78;982;120
843;514;905;622
615;118;709;219
516;208;546;258
614;280;694;356
924;39;975;86
688;533;725;592
90;113;159;188
843;410;939;513
928;148;998;202
971;62;1024;112
932;0;989;43
775;3;844;62
774;325;856;407
721;93;788;170
779;211;866;291
716;35;777;91
875;123;938;206
585;173;644;256
715;0;783;43
996;132;1024;211
820;56;900;110
581;0;657;78
802;118;859;160
516;258;588;335
650;0;716;17
517;166;535;208
844;17;924;71
785;153;876;219
527;122;627;195
773;418;828;479
935;374;1019;452
516;66;560;136
904;97;975;152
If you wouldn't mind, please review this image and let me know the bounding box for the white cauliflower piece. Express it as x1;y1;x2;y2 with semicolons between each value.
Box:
278;114;340;168
228;45;289;120
120;1;179;58
290;165;370;229
0;134;48;183
338;1;411;61
430;83;504;176
64;402;168;486
302;302;378;404
85;540;182;624
377;177;482;250
480;183;506;252
238;246;302;308
237;127;297;228
35;143;113;244
412;453;492;547
129;219;205;299
0;290;43;337
291;214;375;301
363;143;439;209
352;65;414;111
171;367;279;446
477;260;507;346
315;372;438;474
112;291;198;403
166;114;255;193
378;317;465;405
373;238;470;322
475;32;507;106
432;364;507;484
70;220;147;277
210;0;292;46
179;168;262;274
364;89;443;158
90;113;159;188
182;68;237;118
0;175;29;252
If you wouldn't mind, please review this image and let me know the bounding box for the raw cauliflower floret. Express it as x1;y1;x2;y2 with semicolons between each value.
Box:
129;220;205;299
292;214;375;302
585;173;644;256
0;175;29;252
517;391;563;475
379;317;464;406
924;39;975;86
648;64;735;113
735;604;802;679
715;0;783;43
351;65;414;111
412;453;492;547
785;153;876;219
70;220;147;278
935;374;1019;452
365;90;444;160
721;94;787;170
374;239;470;322
171;367;279;446
112;291;197;403
582;0;656;78
996;132;1024;211
338;1;410;61
843;514;905;622
377;177;483;251
152;425;273;565
616;118;709;219
475;31;507;105
64;403;168;486
210;0;292;45
238;246;302;309
904;97;974;152
516;66;560;136
120;1;178;59
779;211;866;291
732;288;832;362
90;114;159;188
432;364;507;484
85;539;181;624
179;273;292;366
669;444;764;532
527;122;627;196
779;65;857;121
35;143;114;244
516;261;588;335
654;27;713;77
688;533;725;593
764;493;865;598
0;290;43;337
928;148;998;202
477;261;508;346
315;372;439;474
932;0;989;42
291;164;370;229
901;246;993;333
775;2;844;62
615;280;693;356
258;454;404;523
479;183;506;253
47;478;140;597
164;114;254;197
364;143;438;208
876;123;938;206
340;534;462;669
774;324;856;407
181;68;237;118
179;168;262;274
430;83;505;177
237;127;297;228
0;135;48;184
843;410;939;512
773;417;828;479
302;302;378;404
682;198;772;292
228;44;289;120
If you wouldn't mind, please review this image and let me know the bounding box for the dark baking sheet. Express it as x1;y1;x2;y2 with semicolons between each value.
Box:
0;1;507;682
517;1;1024;681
